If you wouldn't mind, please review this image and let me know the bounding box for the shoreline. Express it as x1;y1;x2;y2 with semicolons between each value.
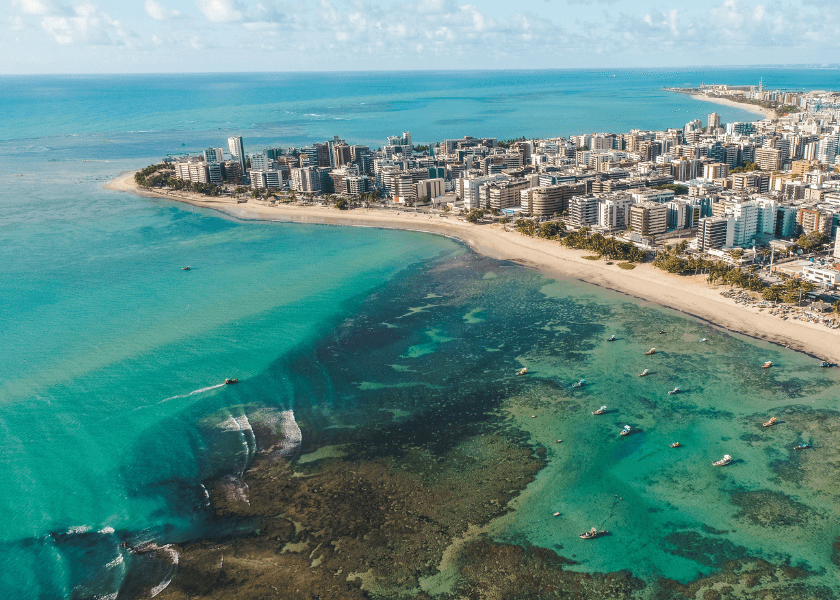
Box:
668;89;775;120
106;171;840;363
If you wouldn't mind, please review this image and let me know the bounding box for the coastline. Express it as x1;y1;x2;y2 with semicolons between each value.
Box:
670;90;776;120
106;171;840;363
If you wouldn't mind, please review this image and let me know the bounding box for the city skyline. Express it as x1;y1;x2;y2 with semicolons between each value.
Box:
5;0;840;74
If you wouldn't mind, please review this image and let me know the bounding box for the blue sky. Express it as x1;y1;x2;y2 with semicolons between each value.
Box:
3;0;839;74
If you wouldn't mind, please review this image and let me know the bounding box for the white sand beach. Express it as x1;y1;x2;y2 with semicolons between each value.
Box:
106;171;840;363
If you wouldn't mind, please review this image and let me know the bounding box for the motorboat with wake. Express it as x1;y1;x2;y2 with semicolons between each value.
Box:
592;405;607;415
225;378;239;384
712;454;732;466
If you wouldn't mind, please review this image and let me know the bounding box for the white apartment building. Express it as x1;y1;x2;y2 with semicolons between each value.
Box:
290;167;321;193
250;169;283;189
720;201;759;247
597;194;635;229
630;188;675;204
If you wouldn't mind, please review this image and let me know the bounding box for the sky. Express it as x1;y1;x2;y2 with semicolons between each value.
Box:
2;0;840;74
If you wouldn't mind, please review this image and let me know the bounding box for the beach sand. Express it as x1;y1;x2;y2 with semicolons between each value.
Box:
683;92;775;120
106;171;840;363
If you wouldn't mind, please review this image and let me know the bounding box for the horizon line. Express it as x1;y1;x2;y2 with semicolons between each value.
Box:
2;64;840;77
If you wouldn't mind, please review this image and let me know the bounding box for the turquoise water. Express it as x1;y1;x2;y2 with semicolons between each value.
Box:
3;70;840;598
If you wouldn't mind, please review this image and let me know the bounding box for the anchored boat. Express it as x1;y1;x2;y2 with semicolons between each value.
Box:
639;369;649;377
644;348;656;355
763;416;777;427
712;454;732;466
573;379;586;388
580;527;607;540
619;425;632;436
668;386;681;395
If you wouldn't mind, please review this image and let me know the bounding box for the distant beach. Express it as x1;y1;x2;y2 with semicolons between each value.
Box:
108;171;840;364
671;90;776;120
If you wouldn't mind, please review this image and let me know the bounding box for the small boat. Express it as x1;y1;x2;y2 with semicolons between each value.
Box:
592;405;607;415
820;361;831;368
639;369;649;377
553;512;560;517
712;454;732;466
644;348;656;355
573;379;586;388
619;425;632;436
182;266;191;271
607;335;616;341
580;527;607;540
659;330;666;334
762;361;773;369
224;378;239;384
670;442;681;448
668;386;681;395
763;416;777;427
794;444;809;450
700;338;708;342
516;368;528;376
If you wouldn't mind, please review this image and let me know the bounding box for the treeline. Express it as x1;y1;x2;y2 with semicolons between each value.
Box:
513;220;648;262
653;243;817;303
134;164;222;196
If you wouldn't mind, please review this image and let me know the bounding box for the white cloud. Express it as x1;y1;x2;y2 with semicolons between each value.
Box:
40;3;135;46
11;0;52;15
195;0;243;23
144;0;181;21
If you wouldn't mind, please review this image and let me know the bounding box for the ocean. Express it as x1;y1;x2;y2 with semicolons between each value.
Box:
2;69;840;599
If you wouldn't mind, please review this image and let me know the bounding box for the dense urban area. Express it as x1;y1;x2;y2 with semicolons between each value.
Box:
135;81;840;319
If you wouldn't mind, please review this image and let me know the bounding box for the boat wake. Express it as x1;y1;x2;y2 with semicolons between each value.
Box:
161;382;226;403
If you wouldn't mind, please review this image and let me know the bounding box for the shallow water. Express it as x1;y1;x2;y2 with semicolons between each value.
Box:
4;70;840;598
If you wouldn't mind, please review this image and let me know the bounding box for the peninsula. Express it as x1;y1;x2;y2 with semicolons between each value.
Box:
109;87;840;362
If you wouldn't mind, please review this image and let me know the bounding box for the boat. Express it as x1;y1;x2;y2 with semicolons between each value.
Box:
607;335;616;341
592;405;607;415
516;368;528;376
182;266;191;271
659;330;666;334
670;442;681;448
794;444;809;450
820;361;831;368
712;454;732;466
580;527;607;540
573;379;586;388
763;416;777;427
700;338;708;342
668;386;681;395
619;425;632;436
762;361;773;368
639;369;649;377
644;348;656;355
224;378;239;384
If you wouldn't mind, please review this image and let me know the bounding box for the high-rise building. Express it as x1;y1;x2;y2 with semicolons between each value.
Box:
290;167;322;193
796;209;833;237
834;230;840;259
485;179;529;211
228;136;246;176
628;201;667;236
755;147;781;171
698;216;734;251
568;196;599;227
250;170;282;189
597;194;635;229
204;147;224;163
708;112;721;131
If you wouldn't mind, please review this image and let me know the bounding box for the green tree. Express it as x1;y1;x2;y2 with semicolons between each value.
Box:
796;231;827;253
334;198;349;210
